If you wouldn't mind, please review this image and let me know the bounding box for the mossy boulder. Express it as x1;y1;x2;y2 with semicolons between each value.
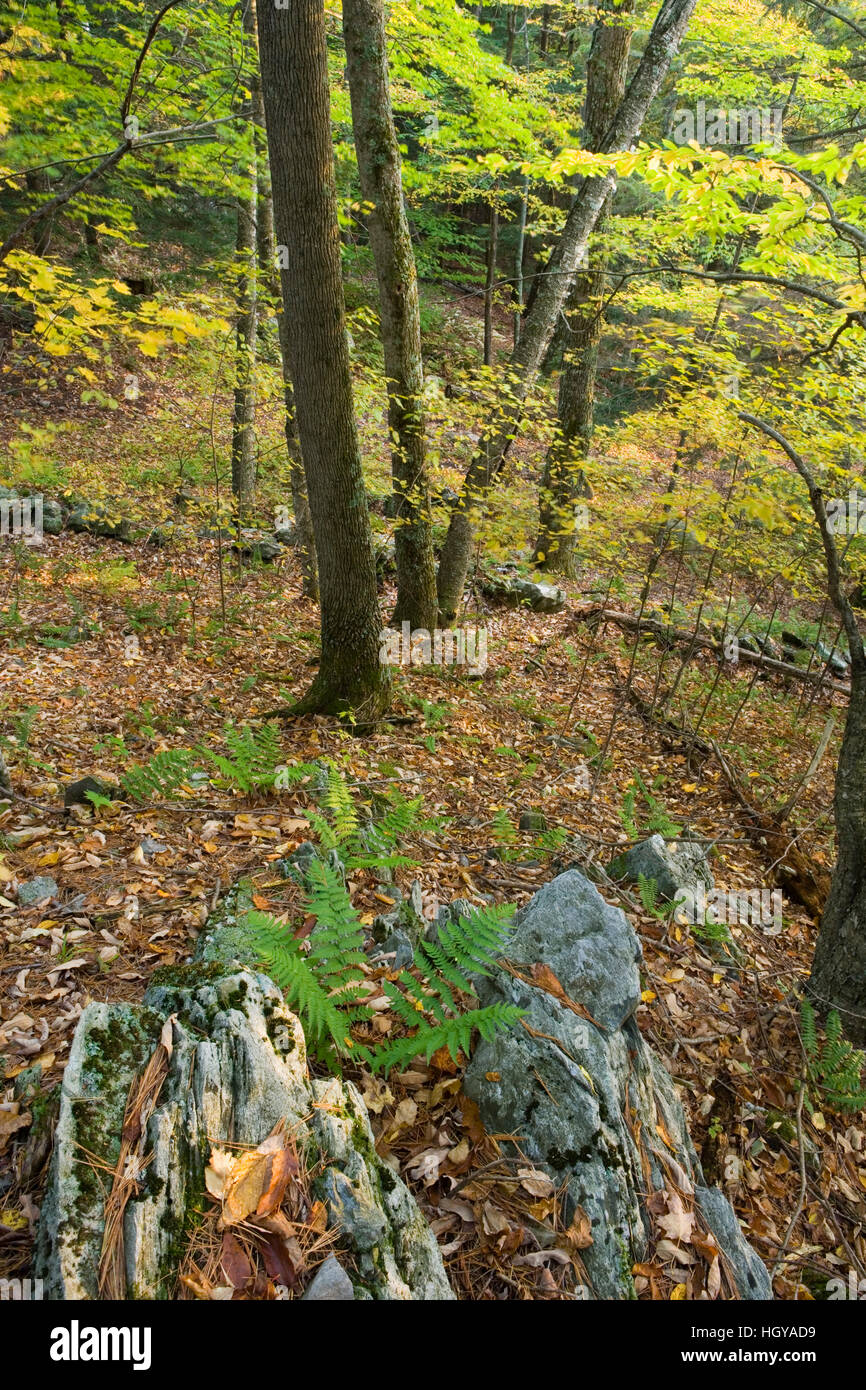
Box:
34;958;454;1301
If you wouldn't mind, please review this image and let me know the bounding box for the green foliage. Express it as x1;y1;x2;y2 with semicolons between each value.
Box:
120;748;201;803
618;772;682;840
801;1000;866;1115
302;764;434;873
198;722;286;795
248;860;521;1075
636;874;670;921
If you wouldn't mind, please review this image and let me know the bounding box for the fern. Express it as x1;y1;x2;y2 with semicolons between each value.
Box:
617;773;681;840
617;785;639;839
245;859;372;1069
121;748;201;802
198;722;286;794
247;871;522;1075
801;999;866;1114
491;809;517;861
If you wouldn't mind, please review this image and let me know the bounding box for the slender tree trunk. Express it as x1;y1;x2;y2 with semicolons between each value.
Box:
505;5;517;64
278;313;319;601
258;0;389;718
246;0;316;594
533;0;634;575
231;155;258;518
484;202;499;367
343;0;438;632
25;171;53;255
740;415;866;1042
512;19;530;350
436;0;698;621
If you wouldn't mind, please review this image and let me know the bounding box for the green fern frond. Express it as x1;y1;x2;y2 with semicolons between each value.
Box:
120;748;201;802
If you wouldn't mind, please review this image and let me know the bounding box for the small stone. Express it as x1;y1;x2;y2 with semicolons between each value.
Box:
519;810;547;833
140;838;167;856
380;929;415;969
18;876;58;907
302;1255;355;1301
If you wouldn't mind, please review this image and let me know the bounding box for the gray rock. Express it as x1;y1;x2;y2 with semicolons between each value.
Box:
463;869;770;1300
379;929;415;969
233;532;284;563
608;834;714;905
372;879;426;949
66;500;132;541
277;840;321;885
41;499;64;534
519;810;547;832
816;640;849;676
302;1254;355;1301
274;525;296;546
140;838;167;856
694;1186;773;1299
483;575;566;613
17;875;59;907
35;961;454;1301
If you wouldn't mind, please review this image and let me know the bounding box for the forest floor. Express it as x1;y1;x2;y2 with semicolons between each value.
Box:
0;506;862;1301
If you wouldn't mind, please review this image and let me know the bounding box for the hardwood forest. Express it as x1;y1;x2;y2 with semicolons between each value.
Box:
2;0;866;1324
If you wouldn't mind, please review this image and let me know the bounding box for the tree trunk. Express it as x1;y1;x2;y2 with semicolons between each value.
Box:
343;0;438;632
483;202;499;367
244;0;278;304
246;0;316;596
533;0;634;575
278;313;319;602
258;0;389;718
811;663;866;1042
231;156;258;518
739;414;866;1042
436;0;698;622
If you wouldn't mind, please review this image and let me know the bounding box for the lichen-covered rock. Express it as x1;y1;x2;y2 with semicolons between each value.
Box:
17;875;59;907
607;833;714;904
463;870;771;1300
34;960;454;1302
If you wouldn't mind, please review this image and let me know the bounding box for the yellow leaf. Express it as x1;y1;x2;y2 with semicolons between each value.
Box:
670;1283;688;1300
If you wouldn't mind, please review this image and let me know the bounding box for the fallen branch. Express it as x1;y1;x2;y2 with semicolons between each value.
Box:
568;604;851;694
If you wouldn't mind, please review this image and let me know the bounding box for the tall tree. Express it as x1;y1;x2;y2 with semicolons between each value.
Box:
245;0;318;598
534;0;635;575
230;151;257;516
343;0;438;632
257;0;390;717
436;0;698;623
741;415;866;1044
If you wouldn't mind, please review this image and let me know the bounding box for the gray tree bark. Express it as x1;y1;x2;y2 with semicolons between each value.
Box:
740;415;866;1043
231;152;258;518
258;0;389;717
343;0;438;632
246;0;317;597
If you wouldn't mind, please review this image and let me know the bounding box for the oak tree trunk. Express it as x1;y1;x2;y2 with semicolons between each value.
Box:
258;0;389;717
